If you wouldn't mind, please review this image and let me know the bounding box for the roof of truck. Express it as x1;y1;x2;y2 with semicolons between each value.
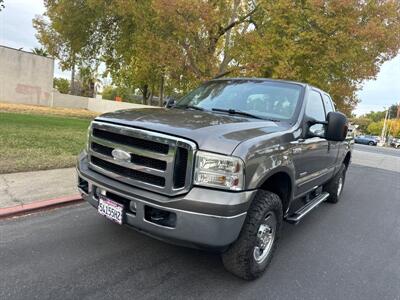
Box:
209;77;308;87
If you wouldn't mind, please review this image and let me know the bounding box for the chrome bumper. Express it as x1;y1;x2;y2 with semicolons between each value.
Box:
77;152;254;248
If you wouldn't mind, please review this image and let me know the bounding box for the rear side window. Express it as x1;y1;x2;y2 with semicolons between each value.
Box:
306;90;326;121
322;94;335;115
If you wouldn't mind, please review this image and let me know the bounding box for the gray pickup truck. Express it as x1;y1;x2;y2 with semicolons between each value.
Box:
77;78;351;280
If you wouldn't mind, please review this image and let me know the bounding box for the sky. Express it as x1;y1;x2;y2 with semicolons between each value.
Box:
0;0;399;115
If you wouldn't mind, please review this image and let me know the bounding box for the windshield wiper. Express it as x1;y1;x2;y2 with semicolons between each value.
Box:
178;105;205;111
211;108;266;120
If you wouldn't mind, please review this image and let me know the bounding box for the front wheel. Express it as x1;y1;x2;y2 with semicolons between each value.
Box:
368;141;375;146
221;190;282;280
324;163;347;203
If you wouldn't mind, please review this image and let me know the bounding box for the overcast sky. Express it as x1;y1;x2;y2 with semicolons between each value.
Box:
1;0;399;115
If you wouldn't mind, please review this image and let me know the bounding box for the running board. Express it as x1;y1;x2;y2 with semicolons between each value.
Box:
285;192;330;224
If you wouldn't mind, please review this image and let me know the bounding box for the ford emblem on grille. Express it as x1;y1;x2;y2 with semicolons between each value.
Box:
111;149;131;162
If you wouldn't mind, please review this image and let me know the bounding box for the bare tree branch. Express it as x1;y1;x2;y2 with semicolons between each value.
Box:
219;0;241;74
181;42;203;77
218;5;258;38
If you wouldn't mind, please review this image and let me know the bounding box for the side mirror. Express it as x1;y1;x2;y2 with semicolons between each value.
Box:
325;111;348;141
165;99;176;108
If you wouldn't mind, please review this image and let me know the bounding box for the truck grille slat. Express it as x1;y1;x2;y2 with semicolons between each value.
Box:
91;142;167;171
91;156;166;187
88;121;196;196
173;147;188;188
93;128;169;154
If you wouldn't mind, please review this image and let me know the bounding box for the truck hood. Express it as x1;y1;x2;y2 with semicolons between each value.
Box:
96;108;289;155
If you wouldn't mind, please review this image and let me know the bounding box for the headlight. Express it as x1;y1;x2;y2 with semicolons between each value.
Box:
194;151;245;191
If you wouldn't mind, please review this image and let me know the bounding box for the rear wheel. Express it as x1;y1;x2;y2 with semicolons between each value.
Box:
221;190;282;280
324;163;346;203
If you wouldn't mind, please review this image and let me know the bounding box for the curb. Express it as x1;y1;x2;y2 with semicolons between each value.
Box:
0;195;83;219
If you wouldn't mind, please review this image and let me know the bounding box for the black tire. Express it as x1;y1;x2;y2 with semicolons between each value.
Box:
221;190;282;280
368;141;374;146
324;163;346;203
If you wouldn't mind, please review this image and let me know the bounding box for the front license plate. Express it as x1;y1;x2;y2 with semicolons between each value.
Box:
98;196;124;225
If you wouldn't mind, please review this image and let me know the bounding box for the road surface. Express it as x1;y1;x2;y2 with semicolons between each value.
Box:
1;145;399;299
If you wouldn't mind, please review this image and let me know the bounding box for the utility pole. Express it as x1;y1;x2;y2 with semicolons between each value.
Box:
380;108;389;146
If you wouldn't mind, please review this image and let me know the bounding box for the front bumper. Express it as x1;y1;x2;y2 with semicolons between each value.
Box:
77;152;255;248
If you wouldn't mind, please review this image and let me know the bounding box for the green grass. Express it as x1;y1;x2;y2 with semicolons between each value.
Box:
0;112;91;174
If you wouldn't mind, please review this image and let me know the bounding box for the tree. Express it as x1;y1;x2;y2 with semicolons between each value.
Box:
33;0;100;95
35;0;400;112
31;47;49;57
367;119;400;137
364;110;387;122
102;85;143;104
233;1;400;114
76;66;101;97
388;104;400;119
367;120;383;135
350;117;372;134
53;77;70;94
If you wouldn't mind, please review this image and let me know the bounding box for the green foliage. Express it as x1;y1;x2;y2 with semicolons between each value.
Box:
367;120;383;135
31;47;49;57
388;104;399;119
101;86;119;101
76;66;99;97
363;111;387;122
352;104;400;136
101;85;142;104
34;0;400;113
53;77;70;94
366;119;400;137
350;117;372;133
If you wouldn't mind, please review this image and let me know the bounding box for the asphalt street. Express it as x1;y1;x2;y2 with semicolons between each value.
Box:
1;145;400;300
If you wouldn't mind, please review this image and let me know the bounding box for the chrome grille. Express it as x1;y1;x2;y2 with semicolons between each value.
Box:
88;121;196;196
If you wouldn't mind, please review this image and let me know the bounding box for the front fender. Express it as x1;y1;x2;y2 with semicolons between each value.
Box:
240;144;296;190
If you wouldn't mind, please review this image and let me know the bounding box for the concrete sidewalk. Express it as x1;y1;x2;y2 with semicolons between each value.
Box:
0;167;78;209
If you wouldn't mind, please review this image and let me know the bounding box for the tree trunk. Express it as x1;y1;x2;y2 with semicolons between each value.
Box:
147;85;154;106
142;84;149;104
219;0;240;74
159;75;164;107
70;63;76;95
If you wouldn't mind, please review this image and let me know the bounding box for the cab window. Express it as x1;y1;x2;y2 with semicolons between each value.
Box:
306;90;326;137
322;94;335;115
306;90;326;121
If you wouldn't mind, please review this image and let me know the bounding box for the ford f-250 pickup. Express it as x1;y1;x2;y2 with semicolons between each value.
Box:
77;78;351;280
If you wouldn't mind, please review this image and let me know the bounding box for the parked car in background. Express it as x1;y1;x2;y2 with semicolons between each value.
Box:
390;138;400;148
354;135;378;146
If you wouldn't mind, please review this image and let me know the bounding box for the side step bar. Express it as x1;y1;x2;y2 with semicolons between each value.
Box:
285;192;330;224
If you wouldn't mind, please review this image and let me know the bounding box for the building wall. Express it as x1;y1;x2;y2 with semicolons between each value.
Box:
0;45;154;114
0;46;54;106
87;98;150;113
52;92;89;109
52;93;150;113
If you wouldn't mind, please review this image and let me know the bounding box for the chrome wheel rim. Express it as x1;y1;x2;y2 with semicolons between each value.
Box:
337;176;343;197
253;212;277;264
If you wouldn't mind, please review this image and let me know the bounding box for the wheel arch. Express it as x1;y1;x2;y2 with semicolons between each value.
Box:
343;151;351;169
256;167;295;214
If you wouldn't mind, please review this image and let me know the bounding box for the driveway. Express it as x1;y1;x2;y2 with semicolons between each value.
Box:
1;145;399;299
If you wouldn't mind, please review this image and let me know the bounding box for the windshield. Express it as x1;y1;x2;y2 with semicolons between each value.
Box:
176;80;303;121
